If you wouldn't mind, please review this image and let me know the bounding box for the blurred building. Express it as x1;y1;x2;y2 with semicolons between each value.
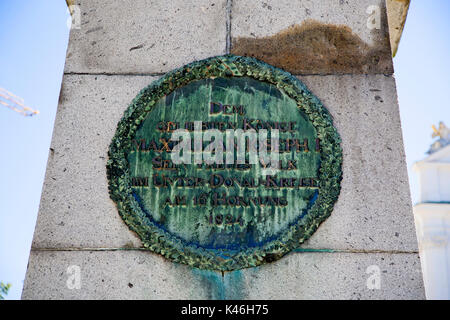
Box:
413;122;450;299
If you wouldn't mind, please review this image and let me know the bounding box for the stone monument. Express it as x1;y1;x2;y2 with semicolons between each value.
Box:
22;0;423;299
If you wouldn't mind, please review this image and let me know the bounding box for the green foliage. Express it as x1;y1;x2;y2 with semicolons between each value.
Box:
0;282;11;300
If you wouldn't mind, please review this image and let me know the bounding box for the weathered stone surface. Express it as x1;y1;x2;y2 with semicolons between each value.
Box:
31;75;158;249
65;0;227;74
22;250;423;299
231;0;393;74
30;74;416;252
22;250;216;300
223;251;424;300
298;74;417;251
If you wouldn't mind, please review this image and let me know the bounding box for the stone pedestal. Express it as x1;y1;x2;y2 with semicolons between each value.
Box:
22;0;423;299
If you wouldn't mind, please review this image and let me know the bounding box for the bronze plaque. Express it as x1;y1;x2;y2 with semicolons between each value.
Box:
107;55;342;270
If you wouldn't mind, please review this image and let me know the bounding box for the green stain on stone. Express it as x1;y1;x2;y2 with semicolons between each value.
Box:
223;270;246;300
191;269;225;300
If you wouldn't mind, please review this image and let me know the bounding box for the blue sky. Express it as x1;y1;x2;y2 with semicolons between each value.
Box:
0;1;449;299
395;1;450;203
0;1;70;300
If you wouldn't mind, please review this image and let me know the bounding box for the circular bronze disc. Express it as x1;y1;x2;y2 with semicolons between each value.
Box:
107;55;342;271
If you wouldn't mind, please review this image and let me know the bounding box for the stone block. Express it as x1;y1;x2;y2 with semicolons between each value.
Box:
30;75;157;249
65;0;227;74
22;250;424;299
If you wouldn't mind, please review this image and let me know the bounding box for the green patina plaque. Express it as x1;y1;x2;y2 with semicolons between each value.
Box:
107;55;342;271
